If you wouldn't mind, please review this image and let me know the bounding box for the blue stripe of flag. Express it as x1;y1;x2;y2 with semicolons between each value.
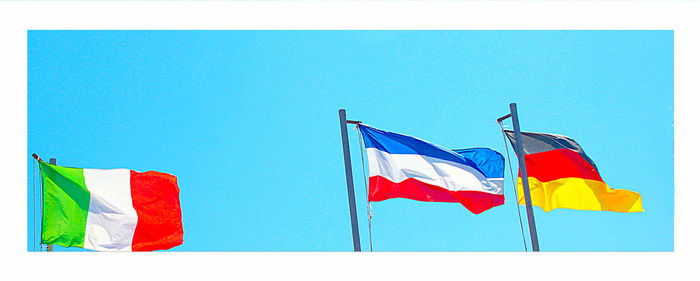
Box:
358;124;482;172
453;148;505;179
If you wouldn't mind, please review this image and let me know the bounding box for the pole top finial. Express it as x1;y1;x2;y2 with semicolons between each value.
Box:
32;153;42;162
497;113;512;123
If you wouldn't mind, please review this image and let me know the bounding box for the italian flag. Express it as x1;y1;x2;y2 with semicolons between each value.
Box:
39;160;183;251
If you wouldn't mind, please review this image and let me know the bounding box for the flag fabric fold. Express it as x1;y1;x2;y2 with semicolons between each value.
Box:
39;161;184;251
358;124;504;214
504;130;643;213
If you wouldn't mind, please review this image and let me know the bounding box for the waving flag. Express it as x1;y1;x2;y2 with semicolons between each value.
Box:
38;160;184;251
504;130;643;213
358;124;504;214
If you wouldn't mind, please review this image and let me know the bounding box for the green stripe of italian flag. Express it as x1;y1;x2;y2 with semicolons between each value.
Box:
39;161;183;251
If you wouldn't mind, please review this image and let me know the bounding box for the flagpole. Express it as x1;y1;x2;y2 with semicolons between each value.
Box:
498;103;540;251
32;154;42;251
338;109;361;251
508;103;540;251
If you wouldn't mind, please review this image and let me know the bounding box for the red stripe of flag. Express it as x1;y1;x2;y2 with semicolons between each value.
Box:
130;170;184;251
369;176;504;214
520;148;603;182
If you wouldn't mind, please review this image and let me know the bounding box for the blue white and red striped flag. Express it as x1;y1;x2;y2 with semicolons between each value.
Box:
358;124;505;214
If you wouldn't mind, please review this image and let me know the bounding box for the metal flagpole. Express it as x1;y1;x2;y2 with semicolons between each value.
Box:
338;109;361;251
498;103;540;251
32;154;43;251
33;156;36;252
32;154;55;252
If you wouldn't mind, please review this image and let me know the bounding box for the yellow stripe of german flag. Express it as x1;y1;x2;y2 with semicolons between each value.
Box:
517;177;643;212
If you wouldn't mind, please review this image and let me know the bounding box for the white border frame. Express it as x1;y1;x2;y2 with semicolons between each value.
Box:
2;1;695;280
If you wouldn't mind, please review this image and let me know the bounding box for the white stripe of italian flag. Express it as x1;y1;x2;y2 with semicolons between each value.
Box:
39;161;183;251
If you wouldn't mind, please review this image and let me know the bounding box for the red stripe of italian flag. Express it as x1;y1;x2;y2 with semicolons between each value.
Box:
39;161;183;251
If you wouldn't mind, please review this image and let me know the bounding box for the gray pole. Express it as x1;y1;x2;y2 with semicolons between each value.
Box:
509;103;540;252
46;157;56;252
338;109;361;251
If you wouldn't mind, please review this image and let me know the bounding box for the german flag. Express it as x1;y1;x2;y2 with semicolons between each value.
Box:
504;130;642;213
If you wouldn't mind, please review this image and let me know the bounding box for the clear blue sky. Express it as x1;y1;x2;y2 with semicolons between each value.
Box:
27;30;673;252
